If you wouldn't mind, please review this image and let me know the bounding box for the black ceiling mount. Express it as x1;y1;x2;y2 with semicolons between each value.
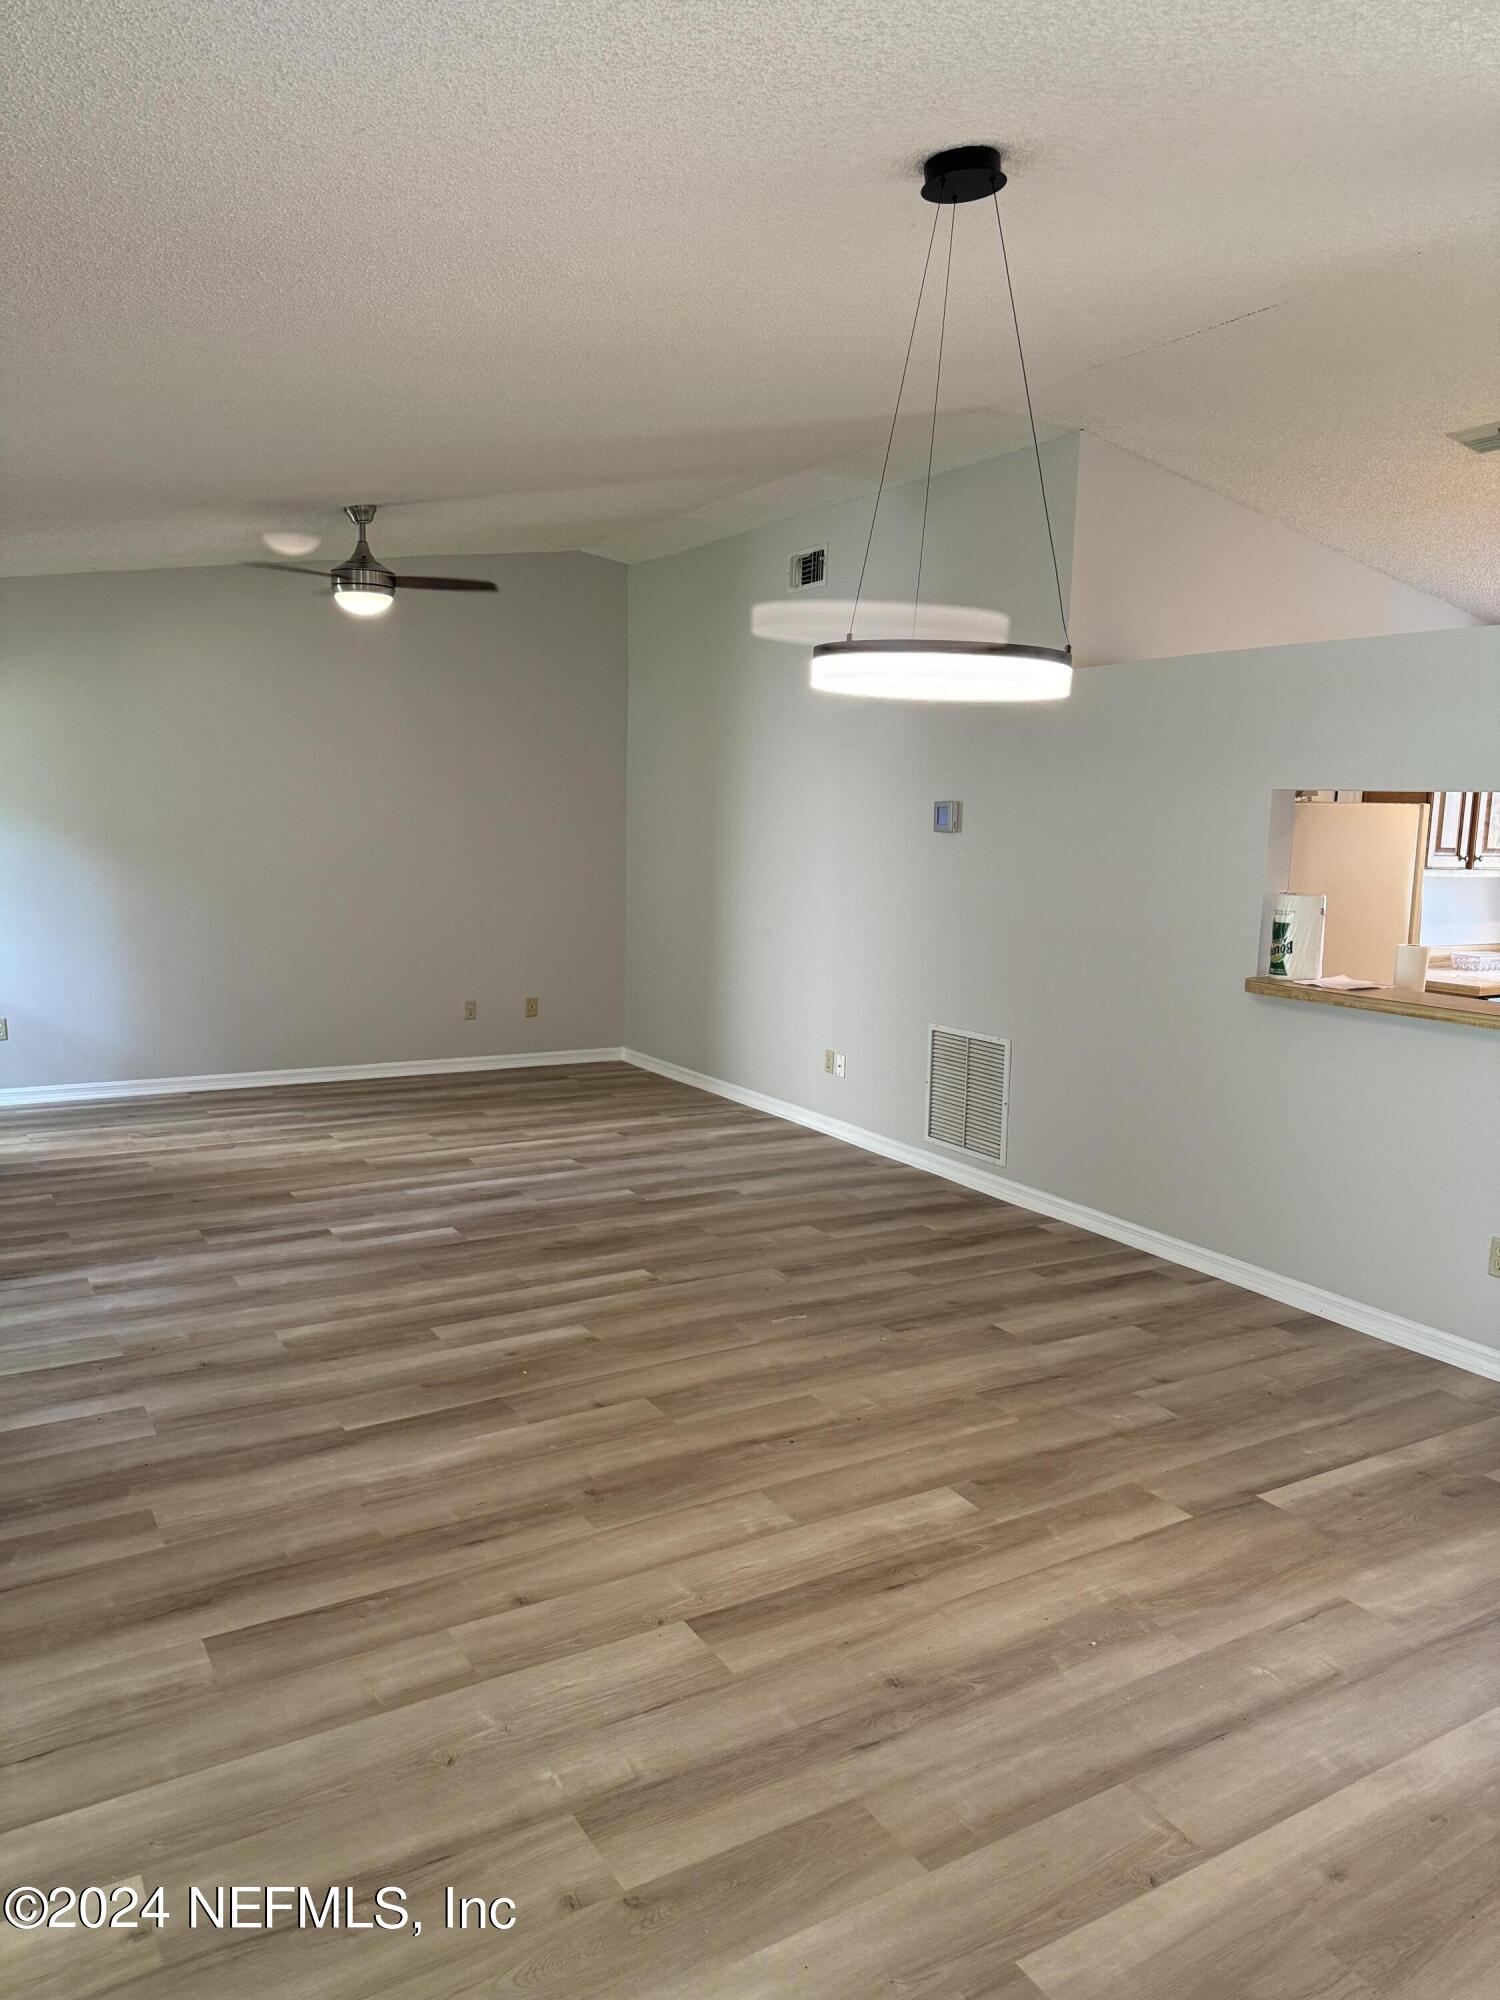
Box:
920;145;1007;205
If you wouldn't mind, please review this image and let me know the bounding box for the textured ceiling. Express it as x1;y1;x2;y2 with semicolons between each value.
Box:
4;0;1498;614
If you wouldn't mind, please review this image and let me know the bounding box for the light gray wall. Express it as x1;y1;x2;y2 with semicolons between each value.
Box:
625;458;1500;1348
0;553;626;1085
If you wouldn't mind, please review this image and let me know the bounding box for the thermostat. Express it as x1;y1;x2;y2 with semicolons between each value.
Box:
933;800;963;834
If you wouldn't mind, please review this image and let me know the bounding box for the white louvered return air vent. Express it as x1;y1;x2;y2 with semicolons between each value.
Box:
927;1027;1009;1164
788;546;827;590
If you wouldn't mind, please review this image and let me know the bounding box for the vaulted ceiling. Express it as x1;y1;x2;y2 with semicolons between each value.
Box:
5;0;1498;615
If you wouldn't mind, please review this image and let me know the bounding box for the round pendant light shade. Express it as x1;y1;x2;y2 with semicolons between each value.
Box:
810;640;1072;703
802;147;1071;704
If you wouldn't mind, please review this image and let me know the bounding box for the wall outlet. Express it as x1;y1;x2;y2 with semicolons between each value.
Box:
525;997;539;1019
834;1052;846;1079
0;1017;7;1041
464;1000;477;1021
823;1048;835;1074
1490;1237;1500;1280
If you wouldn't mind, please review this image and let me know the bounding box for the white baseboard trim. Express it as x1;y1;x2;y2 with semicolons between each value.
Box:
623;1047;1500;1386
0;1049;627;1110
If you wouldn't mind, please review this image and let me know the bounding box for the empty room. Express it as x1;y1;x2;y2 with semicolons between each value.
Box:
3;3;1500;1996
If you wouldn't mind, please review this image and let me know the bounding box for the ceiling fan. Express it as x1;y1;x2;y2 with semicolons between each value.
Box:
246;505;497;617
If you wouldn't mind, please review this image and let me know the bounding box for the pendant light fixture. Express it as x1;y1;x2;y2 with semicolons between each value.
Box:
811;146;1072;703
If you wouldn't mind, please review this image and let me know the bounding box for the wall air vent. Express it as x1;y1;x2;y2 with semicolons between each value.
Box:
788;546;827;591
1449;422;1500;455
927;1027;1009;1164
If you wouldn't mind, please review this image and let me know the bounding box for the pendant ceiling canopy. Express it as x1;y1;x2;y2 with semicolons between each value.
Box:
809;146;1072;705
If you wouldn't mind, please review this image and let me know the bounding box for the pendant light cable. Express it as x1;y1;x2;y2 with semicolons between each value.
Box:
912;200;957;632
991;190;1069;647
847;192;945;641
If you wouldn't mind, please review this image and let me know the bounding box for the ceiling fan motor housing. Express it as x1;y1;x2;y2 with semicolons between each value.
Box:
335;506;396;599
332;559;396;602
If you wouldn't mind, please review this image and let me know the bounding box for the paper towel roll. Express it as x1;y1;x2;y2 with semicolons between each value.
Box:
1271;893;1326;980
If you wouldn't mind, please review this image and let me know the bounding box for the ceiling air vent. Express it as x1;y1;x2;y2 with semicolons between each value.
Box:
1449;422;1500;455
788;546;827;591
927;1027;1009;1165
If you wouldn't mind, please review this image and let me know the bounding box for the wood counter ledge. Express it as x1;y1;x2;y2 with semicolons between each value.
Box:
1245;976;1500;1030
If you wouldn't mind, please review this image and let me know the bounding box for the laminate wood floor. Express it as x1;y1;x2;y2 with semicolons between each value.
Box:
3;1061;1499;1999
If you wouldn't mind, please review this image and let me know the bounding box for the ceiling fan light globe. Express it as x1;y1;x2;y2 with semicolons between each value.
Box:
333;579;395;617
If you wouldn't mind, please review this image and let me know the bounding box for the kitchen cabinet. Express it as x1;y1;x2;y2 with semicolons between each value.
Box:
1474;792;1500;872
1425;791;1500;872
1426;791;1475;870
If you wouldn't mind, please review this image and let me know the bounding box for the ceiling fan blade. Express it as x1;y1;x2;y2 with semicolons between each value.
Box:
243;560;334;579
395;575;499;592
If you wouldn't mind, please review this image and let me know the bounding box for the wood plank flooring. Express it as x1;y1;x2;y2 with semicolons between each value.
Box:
3;1060;1499;1998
